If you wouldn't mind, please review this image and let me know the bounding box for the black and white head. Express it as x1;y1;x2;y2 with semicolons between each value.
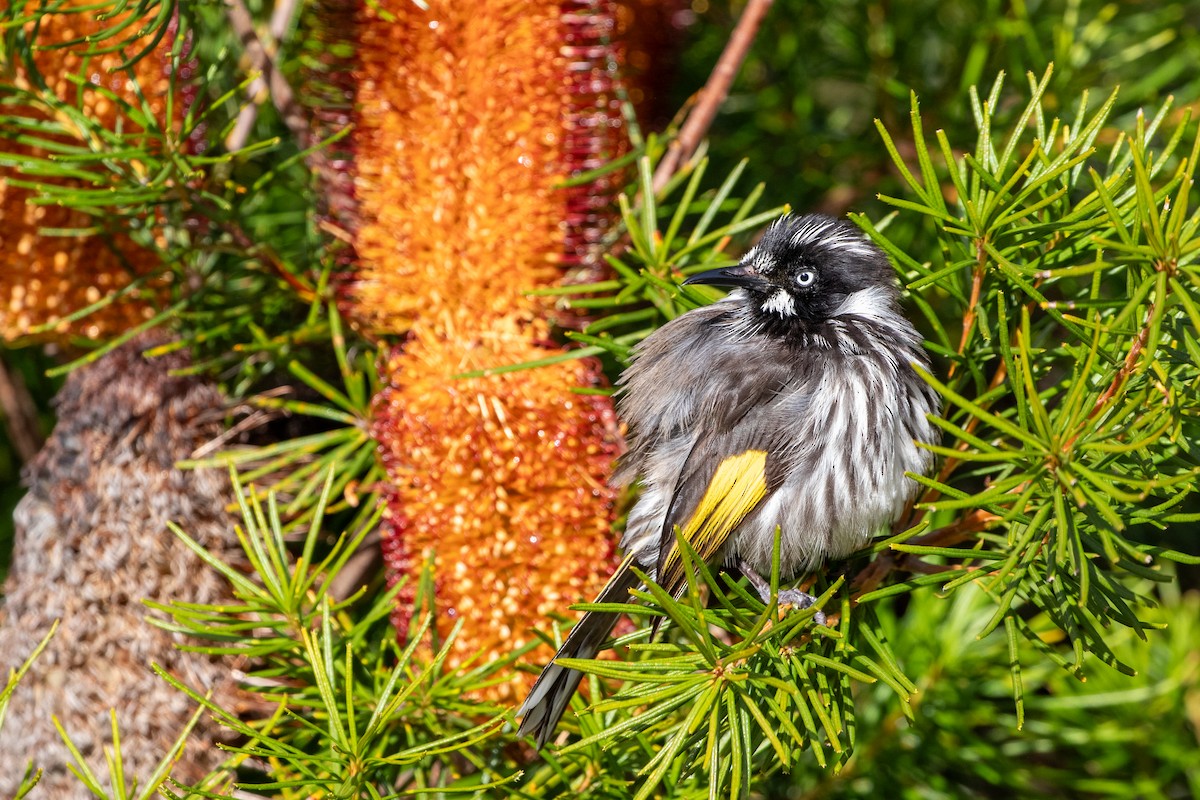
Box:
684;213;898;327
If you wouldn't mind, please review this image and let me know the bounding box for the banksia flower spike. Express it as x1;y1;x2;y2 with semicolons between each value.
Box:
323;0;633;694
371;326;623;662
0;4;184;342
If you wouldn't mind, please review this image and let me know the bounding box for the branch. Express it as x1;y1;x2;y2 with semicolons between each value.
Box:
0;356;44;463
224;0;309;152
651;0;774;194
1090;302;1153;416
946;238;988;379
850;508;1001;600
221;210;317;302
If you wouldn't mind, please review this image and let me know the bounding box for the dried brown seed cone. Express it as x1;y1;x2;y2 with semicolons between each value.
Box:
0;337;247;795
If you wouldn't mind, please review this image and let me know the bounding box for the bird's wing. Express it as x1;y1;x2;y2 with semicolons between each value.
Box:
617;317;801;471
653;362;810;598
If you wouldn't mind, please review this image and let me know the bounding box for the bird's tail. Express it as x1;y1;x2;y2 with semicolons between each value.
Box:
516;553;642;749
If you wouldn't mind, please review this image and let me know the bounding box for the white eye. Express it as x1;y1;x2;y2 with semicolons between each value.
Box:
796;270;816;287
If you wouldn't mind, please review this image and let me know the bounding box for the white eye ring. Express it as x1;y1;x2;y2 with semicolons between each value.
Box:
796;270;816;287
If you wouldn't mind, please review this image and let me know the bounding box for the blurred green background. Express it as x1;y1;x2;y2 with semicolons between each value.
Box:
673;0;1200;221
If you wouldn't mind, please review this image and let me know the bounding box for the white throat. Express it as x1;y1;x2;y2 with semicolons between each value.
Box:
761;289;796;317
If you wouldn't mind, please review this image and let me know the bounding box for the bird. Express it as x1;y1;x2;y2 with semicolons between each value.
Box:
516;212;939;748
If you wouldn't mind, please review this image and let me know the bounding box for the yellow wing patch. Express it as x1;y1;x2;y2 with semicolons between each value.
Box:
658;449;768;596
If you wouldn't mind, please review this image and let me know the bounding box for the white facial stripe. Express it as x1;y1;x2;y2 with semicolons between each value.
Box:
739;245;777;276
761;288;796;317
786;215;834;246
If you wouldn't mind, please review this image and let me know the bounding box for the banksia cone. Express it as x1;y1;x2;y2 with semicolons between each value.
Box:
0;4;183;342
319;0;632;694
0;337;244;797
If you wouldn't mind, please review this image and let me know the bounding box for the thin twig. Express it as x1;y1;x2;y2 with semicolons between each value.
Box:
1059;300;1155;454
225;217;317;301
651;0;774;194
225;0;309;152
227;0;303;151
190;409;273;460
850;508;1000;599
0;356;44;463
947;241;987;379
1089;302;1153;417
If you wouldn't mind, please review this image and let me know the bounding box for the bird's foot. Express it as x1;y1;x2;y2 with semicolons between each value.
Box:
739;562;827;625
775;589;827;626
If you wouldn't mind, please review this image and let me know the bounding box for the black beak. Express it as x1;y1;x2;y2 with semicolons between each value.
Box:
682;263;762;290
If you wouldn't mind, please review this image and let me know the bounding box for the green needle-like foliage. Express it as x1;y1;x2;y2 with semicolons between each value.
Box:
178;301;384;536
855;66;1200;703
148;470;521;797
520;534;905;800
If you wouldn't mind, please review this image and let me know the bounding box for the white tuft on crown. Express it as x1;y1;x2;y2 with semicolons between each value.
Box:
778;214;877;259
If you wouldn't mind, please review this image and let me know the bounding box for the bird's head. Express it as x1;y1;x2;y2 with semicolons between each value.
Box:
684;213;897;325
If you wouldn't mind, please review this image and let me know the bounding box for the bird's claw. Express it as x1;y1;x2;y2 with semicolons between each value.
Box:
740;562;827;625
775;589;827;626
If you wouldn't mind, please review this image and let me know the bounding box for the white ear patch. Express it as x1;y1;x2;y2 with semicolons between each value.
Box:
831;285;893;320
761;288;796;317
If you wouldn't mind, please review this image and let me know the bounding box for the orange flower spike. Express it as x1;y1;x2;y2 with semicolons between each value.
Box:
372;329;622;667
0;4;183;342
351;2;570;330
343;0;633;696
